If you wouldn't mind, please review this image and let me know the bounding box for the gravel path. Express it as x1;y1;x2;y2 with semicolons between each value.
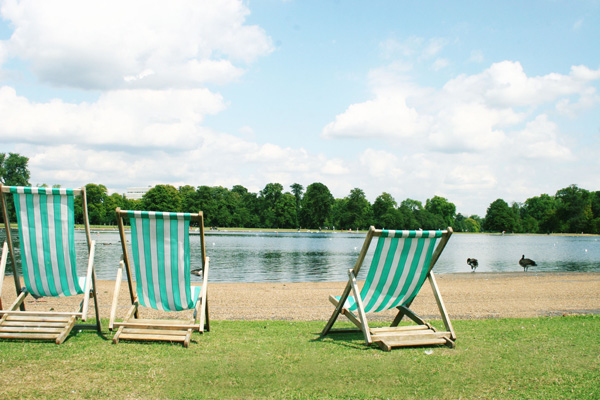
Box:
2;272;599;322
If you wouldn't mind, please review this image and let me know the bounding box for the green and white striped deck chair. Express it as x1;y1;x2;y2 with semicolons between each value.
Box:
321;226;455;351
0;185;101;344
109;208;209;347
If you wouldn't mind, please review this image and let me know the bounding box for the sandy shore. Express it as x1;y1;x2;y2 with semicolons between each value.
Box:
2;272;599;322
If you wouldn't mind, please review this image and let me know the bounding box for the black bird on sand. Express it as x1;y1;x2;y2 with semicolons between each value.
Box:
467;258;478;272
519;255;537;272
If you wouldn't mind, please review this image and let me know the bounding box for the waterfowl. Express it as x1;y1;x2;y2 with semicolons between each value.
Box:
467;258;478;272
191;268;203;277
519;255;537;272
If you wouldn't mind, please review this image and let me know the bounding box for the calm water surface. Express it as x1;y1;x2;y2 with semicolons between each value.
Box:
2;230;599;283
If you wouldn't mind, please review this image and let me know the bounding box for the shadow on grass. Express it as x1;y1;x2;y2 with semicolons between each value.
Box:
311;329;375;350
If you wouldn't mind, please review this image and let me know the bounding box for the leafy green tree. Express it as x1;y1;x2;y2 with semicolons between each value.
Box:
511;202;523;233
414;209;444;229
142;184;181;212
463;217;481;232
290;183;304;226
330;198;345;230
179;185;199;213
259;183;284;228
372;192;400;228
0;152;31;223
555;184;592;233
483;199;517;232
523;194;557;233
425;196;456;228
590;191;600;233
82;183;108;225
272;193;297;228
196;186;217;226
453;213;466;232
337;188;372;230
209;186;232;227
401;198;423;212
235;186;260;228
0;153;30;186
126;198;143;211
104;193;127;225
301;182;334;229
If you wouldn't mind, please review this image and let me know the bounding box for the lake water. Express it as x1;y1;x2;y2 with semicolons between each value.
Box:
2;230;599;283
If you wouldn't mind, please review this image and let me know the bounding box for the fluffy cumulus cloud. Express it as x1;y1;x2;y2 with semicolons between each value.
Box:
0;0;292;193
323;61;600;149
0;0;273;89
0;86;226;148
321;58;600;214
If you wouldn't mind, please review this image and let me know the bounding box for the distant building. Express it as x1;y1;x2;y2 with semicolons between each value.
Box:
125;186;152;200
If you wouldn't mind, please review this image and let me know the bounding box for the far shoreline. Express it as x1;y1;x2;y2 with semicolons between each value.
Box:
3;223;598;237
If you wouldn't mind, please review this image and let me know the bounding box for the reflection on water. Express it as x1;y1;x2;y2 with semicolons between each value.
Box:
1;229;599;283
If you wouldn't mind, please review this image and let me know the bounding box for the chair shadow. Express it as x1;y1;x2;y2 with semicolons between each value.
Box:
311;329;375;350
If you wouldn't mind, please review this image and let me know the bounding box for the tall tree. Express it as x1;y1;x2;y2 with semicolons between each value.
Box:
401;198;423;212
230;185;261;227
142;184;181;212
555;184;592;233
372;192;400;228
290;183;304;227
337;188;372;230
83;183;108;225
483;199;517;232
179;185;199;213
0;153;30;186
196;185;217;226
273;193;297;228
523;194;557;233
425;196;456;228
103;193;127;225
463;217;481;232
301;182;334;229
259;183;284;228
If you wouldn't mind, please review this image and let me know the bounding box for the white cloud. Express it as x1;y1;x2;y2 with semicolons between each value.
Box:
321;95;427;139
431;58;449;71
422;38;448;59
469;50;484;63
0;86;226;148
358;149;404;179
322;159;349;175
322;61;599;158
378;36;447;61
0;0;273;89
510;114;573;161
444;165;497;189
444;62;600;108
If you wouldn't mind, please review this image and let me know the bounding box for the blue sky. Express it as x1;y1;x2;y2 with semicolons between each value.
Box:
0;0;599;217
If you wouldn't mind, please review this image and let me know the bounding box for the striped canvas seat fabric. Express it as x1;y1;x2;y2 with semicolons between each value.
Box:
344;230;444;313
9;186;83;298
126;211;196;312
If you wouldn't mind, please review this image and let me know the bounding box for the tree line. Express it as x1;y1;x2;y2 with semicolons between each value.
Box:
2;152;599;233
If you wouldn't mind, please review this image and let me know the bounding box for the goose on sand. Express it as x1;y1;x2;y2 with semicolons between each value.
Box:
467;258;478;272
519;255;537;272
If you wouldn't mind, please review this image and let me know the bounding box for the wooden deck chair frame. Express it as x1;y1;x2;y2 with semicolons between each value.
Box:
0;185;101;344
109;208;209;347
321;226;455;351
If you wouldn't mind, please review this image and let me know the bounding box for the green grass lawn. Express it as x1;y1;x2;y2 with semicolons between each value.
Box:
1;315;598;399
